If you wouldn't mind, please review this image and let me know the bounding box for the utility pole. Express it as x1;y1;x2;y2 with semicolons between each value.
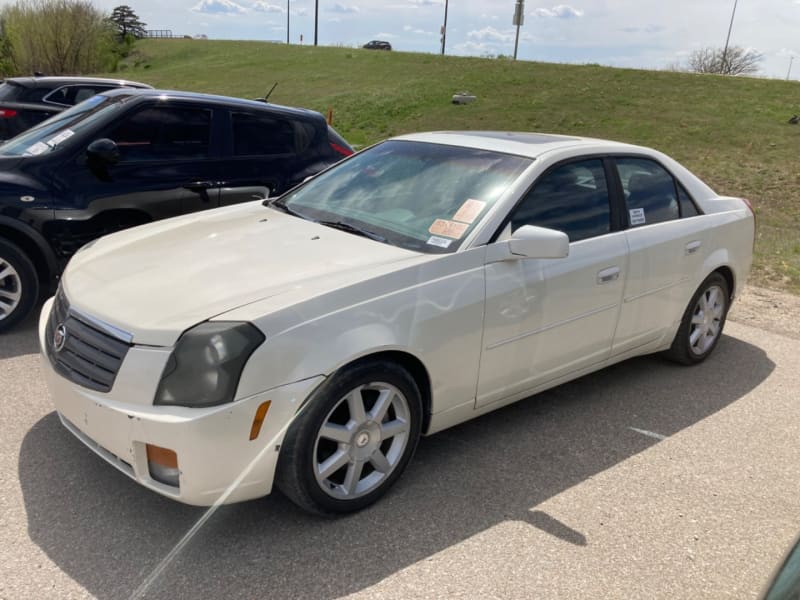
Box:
441;0;448;55
314;0;319;46
788;56;795;81
720;0;739;74
512;0;524;60
286;0;290;44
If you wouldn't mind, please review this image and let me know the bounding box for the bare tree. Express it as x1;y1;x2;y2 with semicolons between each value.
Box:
0;0;116;75
686;45;763;76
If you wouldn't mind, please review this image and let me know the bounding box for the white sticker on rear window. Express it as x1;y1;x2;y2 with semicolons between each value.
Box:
629;208;646;226
427;235;453;248
46;129;75;147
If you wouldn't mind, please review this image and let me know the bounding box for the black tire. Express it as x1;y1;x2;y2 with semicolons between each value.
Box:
276;359;422;516
0;239;40;333
663;272;730;365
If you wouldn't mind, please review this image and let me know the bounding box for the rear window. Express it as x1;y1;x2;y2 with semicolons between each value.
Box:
231;111;298;156
0;82;25;102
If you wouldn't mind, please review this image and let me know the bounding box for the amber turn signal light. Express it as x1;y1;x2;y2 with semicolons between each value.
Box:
249;400;272;440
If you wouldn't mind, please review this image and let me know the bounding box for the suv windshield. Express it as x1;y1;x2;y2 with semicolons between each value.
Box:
0;94;124;156
279;140;531;253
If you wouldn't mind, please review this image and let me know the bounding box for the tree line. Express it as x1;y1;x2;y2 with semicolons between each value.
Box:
0;1;146;77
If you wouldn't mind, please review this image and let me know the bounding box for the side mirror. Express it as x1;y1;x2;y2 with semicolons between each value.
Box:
86;138;120;166
489;225;570;262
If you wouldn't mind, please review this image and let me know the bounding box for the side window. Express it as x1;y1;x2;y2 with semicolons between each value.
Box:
231;112;297;156
617;158;680;227
509;159;611;242
677;183;700;217
106;106;212;162
44;87;71;106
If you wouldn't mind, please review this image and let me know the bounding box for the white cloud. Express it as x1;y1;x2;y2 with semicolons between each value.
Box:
375;32;397;38
403;24;434;35
409;0;443;5
467;26;514;44
328;3;360;13
533;4;584;19
252;2;284;13
295;7;308;16
192;0;247;14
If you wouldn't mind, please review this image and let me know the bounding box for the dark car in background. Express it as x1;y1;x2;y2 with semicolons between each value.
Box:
0;88;353;331
0;76;152;140
363;40;392;51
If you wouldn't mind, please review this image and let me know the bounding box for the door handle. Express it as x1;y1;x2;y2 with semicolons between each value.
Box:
597;266;620;284
184;181;217;191
685;240;702;255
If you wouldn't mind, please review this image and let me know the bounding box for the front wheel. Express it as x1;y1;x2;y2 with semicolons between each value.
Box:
664;272;730;365
276;360;422;516
0;239;40;333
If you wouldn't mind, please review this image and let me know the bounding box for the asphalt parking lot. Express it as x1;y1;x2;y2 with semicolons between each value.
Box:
1;306;799;599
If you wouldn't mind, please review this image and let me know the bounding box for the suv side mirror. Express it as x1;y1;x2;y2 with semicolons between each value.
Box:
86;138;120;166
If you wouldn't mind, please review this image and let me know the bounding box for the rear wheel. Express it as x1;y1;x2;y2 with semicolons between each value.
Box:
0;239;39;333
664;272;730;365
276;360;422;516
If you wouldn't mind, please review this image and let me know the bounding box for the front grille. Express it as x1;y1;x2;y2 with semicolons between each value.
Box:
46;290;131;392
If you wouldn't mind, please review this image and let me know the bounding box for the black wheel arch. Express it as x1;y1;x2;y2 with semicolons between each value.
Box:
0;216;59;293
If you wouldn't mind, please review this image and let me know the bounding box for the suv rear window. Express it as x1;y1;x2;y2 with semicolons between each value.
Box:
231;112;298;156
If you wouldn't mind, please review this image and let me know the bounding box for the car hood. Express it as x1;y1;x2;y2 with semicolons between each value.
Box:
62;202;423;346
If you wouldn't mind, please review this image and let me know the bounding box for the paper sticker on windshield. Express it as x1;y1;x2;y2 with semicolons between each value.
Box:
23;142;49;156
629;208;646;226
427;236;453;249
45;129;75;147
429;219;468;239
453;199;486;224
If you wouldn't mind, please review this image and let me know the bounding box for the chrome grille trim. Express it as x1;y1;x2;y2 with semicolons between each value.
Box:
45;290;131;392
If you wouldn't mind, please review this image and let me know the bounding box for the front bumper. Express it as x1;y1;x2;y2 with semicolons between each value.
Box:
39;298;324;506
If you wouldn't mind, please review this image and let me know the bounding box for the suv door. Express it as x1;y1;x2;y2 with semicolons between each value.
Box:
48;102;223;257
477;158;628;407
217;109;315;205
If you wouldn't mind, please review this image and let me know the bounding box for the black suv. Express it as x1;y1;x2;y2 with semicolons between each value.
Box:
363;40;392;51
0;76;152;140
0;88;353;331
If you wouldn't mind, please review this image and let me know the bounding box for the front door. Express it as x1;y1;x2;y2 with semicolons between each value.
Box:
477;158;627;407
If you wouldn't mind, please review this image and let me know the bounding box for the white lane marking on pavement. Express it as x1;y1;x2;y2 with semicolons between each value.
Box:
628;427;667;441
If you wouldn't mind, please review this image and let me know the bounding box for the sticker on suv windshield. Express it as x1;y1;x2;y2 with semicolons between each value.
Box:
46;129;75;147
429;219;469;239
629;208;646;226
427;236;453;248
23;142;49;156
453;199;486;224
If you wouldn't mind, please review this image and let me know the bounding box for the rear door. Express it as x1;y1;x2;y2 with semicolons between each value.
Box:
217;109;317;205
611;156;709;355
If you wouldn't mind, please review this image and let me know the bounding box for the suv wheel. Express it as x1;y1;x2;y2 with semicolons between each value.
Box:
0;239;40;333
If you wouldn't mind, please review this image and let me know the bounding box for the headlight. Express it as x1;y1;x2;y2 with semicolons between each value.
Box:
154;322;264;408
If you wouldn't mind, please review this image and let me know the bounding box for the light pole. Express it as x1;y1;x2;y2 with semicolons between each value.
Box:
513;0;524;60
789;56;795;81
286;0;290;44
441;0;448;55
314;0;319;46
720;0;739;74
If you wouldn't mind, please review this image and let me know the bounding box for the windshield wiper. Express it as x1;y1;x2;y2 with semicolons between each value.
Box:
266;197;305;218
317;220;387;243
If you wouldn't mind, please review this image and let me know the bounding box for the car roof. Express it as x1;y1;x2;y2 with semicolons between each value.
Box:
3;76;152;89
99;87;325;120
393;131;645;159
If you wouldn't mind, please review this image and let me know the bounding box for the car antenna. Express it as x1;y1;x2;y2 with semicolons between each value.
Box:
263;82;278;103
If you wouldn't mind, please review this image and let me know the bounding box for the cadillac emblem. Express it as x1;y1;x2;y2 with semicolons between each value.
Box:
53;324;68;352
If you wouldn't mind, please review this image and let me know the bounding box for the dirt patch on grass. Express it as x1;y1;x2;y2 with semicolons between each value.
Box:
729;285;800;340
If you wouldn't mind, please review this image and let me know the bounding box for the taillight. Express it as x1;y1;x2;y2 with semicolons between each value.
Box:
0;108;17;118
330;142;353;157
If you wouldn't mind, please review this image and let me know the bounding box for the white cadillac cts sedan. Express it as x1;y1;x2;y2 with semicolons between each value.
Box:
39;132;754;515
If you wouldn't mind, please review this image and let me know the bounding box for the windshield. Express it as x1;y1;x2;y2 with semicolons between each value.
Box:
0;94;123;156
279;140;532;253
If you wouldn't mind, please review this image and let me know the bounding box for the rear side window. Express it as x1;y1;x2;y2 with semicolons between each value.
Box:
617;158;681;227
106;106;212;161
231;112;298;156
44;85;114;107
509;158;611;242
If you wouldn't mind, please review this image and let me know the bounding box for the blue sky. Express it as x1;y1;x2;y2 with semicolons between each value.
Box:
96;0;800;79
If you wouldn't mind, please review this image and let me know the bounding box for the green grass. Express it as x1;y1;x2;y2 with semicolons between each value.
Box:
108;39;800;293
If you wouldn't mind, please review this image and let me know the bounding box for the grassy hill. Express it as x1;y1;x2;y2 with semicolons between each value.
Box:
109;39;800;293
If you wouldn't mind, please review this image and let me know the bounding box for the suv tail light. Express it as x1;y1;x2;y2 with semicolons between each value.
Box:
0;108;18;118
327;125;354;158
330;141;353;157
